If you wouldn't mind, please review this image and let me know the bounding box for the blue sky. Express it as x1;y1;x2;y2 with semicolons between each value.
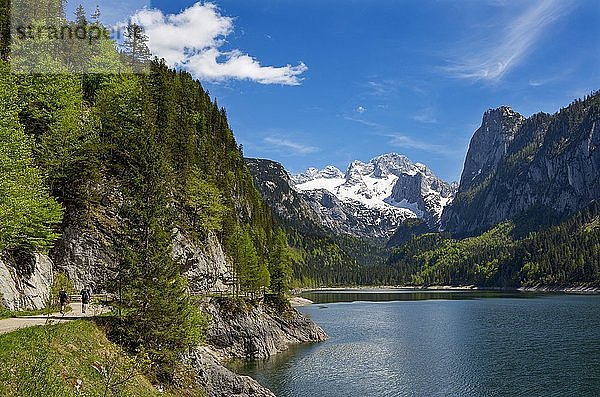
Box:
68;0;600;182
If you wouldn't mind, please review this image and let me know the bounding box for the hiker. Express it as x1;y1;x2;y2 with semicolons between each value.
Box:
81;287;91;314
59;288;69;314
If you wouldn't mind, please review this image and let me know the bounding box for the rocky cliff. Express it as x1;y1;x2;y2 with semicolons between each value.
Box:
184;347;276;397
47;180;232;294
245;158;324;234
442;92;600;236
0;253;53;311
204;297;327;359
185;297;327;397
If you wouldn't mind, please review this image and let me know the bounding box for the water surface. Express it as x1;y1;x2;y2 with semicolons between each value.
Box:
231;289;600;397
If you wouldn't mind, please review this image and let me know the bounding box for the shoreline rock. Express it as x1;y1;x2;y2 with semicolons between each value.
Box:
185;347;276;397
189;297;328;397
204;298;328;360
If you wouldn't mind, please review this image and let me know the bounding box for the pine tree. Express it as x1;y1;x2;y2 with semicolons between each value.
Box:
91;5;101;23
74;4;86;25
96;74;205;382
16;73;100;214
122;24;152;73
268;228;292;295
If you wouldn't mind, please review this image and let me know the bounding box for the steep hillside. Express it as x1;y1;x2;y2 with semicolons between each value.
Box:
0;320;203;397
0;2;298;387
442;92;600;236
388;200;600;288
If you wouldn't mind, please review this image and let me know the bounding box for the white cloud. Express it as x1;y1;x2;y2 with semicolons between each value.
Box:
343;115;381;128
131;2;307;85
264;137;319;155
366;80;398;97
444;0;573;82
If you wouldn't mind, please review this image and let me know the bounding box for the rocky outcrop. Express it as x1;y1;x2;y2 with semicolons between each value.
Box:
50;225;118;292
173;230;231;294
51;224;232;294
185;297;327;397
0;253;53;311
458;106;525;192
245;158;324;234
184;347;275;397
442;92;600;236
204;298;327;359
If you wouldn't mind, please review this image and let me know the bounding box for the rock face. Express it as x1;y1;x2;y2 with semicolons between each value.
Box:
204;298;327;359
245;158;324;234
48;180;231;294
50;225;118;292
459;106;525;192
0;253;53;311
173;230;231;293
186;298;327;397
184;347;276;397
442;92;600;235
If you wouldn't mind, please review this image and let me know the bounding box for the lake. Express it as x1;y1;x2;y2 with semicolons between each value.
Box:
231;289;600;397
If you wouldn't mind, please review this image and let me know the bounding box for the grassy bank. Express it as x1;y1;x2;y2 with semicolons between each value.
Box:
0;320;204;397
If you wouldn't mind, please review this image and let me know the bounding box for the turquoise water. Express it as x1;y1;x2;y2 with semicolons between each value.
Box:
232;290;600;397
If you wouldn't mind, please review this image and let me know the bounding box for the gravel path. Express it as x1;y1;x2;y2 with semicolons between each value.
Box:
0;304;106;335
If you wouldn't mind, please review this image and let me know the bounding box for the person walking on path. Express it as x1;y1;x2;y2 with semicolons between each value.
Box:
59;288;69;314
81;287;91;314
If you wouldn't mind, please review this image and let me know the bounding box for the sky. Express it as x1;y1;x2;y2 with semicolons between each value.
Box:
66;0;600;182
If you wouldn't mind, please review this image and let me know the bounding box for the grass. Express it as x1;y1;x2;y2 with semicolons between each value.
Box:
0;320;205;397
0;306;11;320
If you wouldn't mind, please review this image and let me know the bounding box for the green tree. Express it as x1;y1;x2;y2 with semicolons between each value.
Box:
184;167;228;234
227;226;270;296
0;62;62;253
122;24;151;73
97;75;204;382
268;228;292;295
16;72;100;214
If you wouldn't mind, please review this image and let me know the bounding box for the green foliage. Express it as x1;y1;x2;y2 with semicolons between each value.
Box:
389;201;600;287
286;229;392;287
227;225;270;296
268;228;293;294
184;168;228;234
0;321;199;397
94;73;207;382
0;62;62;252
122;24;152;72
0;293;11;319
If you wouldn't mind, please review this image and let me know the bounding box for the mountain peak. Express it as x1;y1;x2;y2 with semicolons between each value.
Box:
291;165;344;185
459;105;526;191
290;153;456;236
482;106;525;127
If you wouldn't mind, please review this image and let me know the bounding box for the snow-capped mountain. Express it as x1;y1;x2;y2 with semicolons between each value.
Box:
291;153;457;238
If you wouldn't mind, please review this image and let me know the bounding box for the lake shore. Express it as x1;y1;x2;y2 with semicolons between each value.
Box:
292;284;600;296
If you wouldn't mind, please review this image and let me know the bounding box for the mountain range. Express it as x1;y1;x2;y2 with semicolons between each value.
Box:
248;153;456;242
442;93;600;236
247;91;600;255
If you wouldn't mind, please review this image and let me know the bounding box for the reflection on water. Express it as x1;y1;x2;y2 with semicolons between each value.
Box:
230;290;600;397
